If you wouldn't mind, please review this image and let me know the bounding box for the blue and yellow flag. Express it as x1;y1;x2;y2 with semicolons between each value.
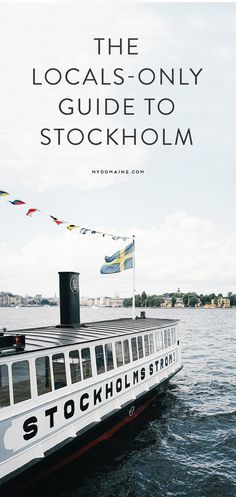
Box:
100;242;134;274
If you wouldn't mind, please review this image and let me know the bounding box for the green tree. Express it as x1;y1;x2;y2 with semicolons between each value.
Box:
199;294;204;306
40;299;50;306
171;296;176;307
123;298;132;307
146;296;151;307
189;295;199;307
135;294;142;307
153;296;163;307
229;294;236;306
200;294;211;306
183;294;189;307
141;291;147;306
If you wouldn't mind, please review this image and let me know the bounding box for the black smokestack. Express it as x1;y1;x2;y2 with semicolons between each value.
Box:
58;272;80;327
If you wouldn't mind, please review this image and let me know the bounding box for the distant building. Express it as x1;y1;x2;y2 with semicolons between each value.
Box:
161;298;172;308
109;297;124;308
0;292;22;306
175;298;184;308
0;292;10;306
210;297;231;308
87;298;95;307
99;296;111;307
81;296;124;308
8;296;18;306
80;297;89;306
217;297;230;308
223;298;231;308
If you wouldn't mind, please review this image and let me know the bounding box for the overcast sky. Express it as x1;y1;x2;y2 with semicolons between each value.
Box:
0;0;235;298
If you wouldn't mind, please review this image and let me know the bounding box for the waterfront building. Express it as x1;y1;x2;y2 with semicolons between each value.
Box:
217;297;230;308
161;298;172;308
0;292;10;306
175;300;184;308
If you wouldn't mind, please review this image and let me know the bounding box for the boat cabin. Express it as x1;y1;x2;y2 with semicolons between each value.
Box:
0;271;182;488
0;318;179;410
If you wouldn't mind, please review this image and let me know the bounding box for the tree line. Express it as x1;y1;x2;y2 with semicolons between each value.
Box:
123;291;236;308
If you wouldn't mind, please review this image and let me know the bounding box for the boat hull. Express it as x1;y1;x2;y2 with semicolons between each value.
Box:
1;366;182;495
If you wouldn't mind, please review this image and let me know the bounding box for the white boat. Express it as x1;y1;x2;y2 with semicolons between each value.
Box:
0;272;183;492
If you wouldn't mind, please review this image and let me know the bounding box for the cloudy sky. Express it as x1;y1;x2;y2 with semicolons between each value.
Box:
0;0;235;298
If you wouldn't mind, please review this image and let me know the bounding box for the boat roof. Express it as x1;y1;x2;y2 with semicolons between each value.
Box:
1;317;179;356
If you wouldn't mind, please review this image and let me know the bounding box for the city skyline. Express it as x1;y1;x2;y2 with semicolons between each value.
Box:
0;286;234;302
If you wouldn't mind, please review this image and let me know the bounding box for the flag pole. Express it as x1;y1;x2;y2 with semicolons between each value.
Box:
132;234;135;320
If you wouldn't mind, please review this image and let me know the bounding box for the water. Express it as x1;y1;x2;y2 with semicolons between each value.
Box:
1;307;235;497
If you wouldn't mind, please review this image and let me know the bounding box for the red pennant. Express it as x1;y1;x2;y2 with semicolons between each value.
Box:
50;215;64;225
26;208;39;217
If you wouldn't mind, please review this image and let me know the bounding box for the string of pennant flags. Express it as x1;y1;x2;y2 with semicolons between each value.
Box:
0;190;130;241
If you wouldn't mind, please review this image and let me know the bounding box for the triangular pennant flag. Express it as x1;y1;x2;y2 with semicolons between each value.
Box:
1;188;130;240
67;225;80;231
9;200;25;205
50;215;64;225
26;208;39;217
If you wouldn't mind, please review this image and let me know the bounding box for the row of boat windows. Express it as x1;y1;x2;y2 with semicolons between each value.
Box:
0;351;92;409
0;328;177;408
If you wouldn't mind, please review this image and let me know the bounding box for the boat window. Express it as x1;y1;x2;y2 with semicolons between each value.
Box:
105;343;114;371
36;356;52;396
12;360;31;404
144;335;150;356
131;337;138;361
149;334;154;354
52;353;67;390
95;345;105;375
137;336;144;358
155;331;163;351
171;327;176;345
115;341;123;367
167;329;171;347
163;329;168;348
69;350;82;384
123;339;130;364
81;348;92;379
0;364;10;407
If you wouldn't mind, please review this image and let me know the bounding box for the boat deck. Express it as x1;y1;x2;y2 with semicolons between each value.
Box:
2;317;179;355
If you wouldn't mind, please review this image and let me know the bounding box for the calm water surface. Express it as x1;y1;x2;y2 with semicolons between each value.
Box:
1;307;235;497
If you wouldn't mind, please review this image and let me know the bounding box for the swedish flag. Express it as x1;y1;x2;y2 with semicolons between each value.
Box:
100;242;134;274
